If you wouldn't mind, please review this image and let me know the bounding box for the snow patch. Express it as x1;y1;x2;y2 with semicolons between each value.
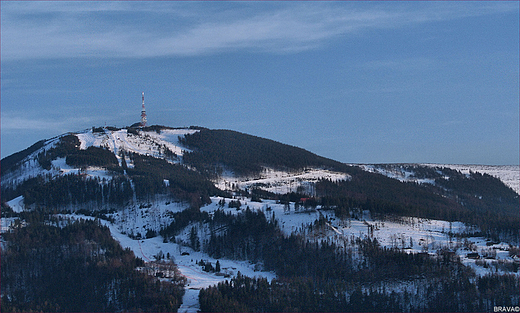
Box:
76;128;198;164
215;167;350;195
7;196;25;213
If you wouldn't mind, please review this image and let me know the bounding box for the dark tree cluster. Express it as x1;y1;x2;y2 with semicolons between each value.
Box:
66;146;119;168
180;128;352;177
14;175;134;209
1;212;185;312
200;274;349;312
201;269;519;312
160;207;211;240
127;153;225;206
37;134;81;170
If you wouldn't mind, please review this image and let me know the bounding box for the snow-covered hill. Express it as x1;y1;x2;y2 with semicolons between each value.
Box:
2;125;518;311
1;126;354;211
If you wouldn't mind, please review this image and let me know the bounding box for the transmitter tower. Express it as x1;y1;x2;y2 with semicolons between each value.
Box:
140;92;147;127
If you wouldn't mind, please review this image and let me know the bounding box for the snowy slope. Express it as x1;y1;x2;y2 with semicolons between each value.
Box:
425;164;519;194
360;163;519;194
56;210;276;313
1;137;61;187
199;196;518;277
76;128;199;166
2;127;199;189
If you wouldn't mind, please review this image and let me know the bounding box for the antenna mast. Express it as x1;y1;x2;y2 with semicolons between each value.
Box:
140;92;147;127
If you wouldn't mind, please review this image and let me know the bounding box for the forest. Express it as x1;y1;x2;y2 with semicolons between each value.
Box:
2;175;134;209
195;208;519;312
180;128;354;177
1;212;185;312
126;153;226;207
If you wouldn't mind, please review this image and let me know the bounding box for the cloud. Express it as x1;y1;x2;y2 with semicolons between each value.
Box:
362;57;441;72
0;113;95;134
1;2;517;60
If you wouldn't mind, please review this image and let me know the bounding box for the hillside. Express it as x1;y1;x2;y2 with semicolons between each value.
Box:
1;125;518;312
179;128;353;176
1;125;517;241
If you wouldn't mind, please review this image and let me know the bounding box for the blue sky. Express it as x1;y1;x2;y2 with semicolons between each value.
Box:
1;1;518;165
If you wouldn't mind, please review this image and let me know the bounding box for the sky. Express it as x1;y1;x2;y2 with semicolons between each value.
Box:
1;1;519;165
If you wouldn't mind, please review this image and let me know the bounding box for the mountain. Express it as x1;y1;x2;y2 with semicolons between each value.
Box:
1;125;519;312
2;125;517;236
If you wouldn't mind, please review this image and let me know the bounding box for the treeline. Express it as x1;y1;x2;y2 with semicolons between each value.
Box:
434;168;519;215
1;212;185;312
66;146;119;168
4;175;134;209
200;272;519;312
196;208;518;312
317;170;460;218
200;274;349;312
180;128;353;177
